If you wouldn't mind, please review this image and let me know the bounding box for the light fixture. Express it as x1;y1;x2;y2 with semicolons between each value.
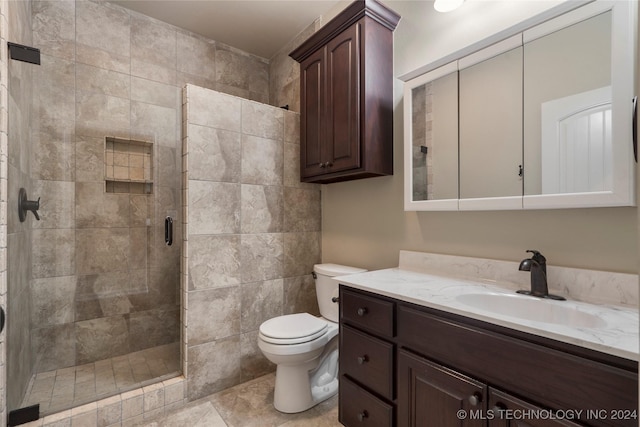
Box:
434;0;465;13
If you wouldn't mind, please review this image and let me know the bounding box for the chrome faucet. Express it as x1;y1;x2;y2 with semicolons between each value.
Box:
516;250;565;300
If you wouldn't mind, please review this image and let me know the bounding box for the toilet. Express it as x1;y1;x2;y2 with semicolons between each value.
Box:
258;263;367;413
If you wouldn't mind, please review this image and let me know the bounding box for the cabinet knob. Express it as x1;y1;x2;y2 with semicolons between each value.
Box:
357;355;369;365
468;392;483;406
326;161;333;167
357;410;369;422
331;297;340;303
357;307;368;316
491;403;507;419
319;162;326;168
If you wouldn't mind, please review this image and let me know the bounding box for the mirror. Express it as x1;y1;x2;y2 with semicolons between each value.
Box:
459;44;523;207
403;0;635;211
523;11;612;197
410;72;458;202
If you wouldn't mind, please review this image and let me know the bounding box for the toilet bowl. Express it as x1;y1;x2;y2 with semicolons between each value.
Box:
258;263;367;413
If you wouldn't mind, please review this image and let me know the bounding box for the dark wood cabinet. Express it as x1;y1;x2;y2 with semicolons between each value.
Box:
489;389;583;427
290;0;400;184
398;349;486;427
338;286;638;427
340;377;394;427
397;349;584;427
339;289;396;427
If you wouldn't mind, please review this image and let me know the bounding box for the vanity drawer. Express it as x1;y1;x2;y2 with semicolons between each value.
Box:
340;288;394;337
341;324;394;400
340;376;394;427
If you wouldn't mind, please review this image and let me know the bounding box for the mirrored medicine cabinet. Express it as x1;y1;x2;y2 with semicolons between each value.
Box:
403;0;637;211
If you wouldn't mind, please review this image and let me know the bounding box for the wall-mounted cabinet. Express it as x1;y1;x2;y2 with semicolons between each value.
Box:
291;0;400;184
403;0;637;211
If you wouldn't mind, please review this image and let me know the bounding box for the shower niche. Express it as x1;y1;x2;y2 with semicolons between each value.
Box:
104;136;153;194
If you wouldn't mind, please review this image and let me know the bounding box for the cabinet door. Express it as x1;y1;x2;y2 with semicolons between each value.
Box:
489;389;582;427
300;47;326;178
326;22;361;173
398;350;486;427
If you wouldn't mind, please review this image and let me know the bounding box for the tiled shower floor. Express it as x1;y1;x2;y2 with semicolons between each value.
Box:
21;343;180;415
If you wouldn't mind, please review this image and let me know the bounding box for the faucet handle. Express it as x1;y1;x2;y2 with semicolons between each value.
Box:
525;249;545;264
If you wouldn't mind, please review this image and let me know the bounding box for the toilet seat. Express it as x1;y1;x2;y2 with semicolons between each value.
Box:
260;313;328;345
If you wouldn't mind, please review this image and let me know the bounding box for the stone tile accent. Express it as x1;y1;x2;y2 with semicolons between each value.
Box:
188;181;240;235
241;134;283;186
283;275;320;316
241;184;283;233
283;232;321;278
187;235;241;291
283;187;321;232
240;279;283;333
241;100;284;140
240;233;284;283
32;228;75;278
186;337;241;400
176;31;216;83
186;124;241;183
186;287;240;346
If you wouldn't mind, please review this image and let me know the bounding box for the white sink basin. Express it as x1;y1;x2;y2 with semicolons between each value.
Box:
455;293;607;328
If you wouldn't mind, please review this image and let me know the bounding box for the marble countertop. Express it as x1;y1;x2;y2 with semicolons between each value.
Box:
335;268;639;361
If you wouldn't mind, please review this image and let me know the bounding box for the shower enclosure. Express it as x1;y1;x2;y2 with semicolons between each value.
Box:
5;0;181;416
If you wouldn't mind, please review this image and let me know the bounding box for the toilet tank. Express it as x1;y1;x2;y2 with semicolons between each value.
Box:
314;263;367;323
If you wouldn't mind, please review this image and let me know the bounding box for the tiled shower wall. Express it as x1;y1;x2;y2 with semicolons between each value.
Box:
0;0;279;415
183;85;321;401
28;0;272;375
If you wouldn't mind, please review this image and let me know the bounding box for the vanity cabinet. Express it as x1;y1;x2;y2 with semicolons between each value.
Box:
398;350;582;427
339;286;638;427
339;288;396;427
398;350;486;427
290;0;400;184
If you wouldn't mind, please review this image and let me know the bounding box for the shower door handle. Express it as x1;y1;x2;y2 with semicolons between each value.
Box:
165;216;173;246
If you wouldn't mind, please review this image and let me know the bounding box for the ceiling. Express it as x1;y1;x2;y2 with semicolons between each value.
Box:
111;0;345;59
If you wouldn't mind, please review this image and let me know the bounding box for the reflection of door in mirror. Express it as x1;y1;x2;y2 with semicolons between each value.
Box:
541;86;611;194
459;47;523;199
524;11;611;196
411;72;458;201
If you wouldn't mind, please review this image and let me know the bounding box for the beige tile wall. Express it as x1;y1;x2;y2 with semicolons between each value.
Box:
183;85;321;401
268;19;320;113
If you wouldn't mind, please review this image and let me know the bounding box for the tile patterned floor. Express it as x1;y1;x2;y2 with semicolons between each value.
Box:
22;343;180;415
129;373;341;427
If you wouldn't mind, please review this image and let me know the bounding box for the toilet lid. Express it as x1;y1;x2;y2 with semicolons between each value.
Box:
260;313;328;340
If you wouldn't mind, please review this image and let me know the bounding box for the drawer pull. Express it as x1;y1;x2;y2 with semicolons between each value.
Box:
468;392;483;406
357;307;368;316
357;355;369;365
357;410;369;422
